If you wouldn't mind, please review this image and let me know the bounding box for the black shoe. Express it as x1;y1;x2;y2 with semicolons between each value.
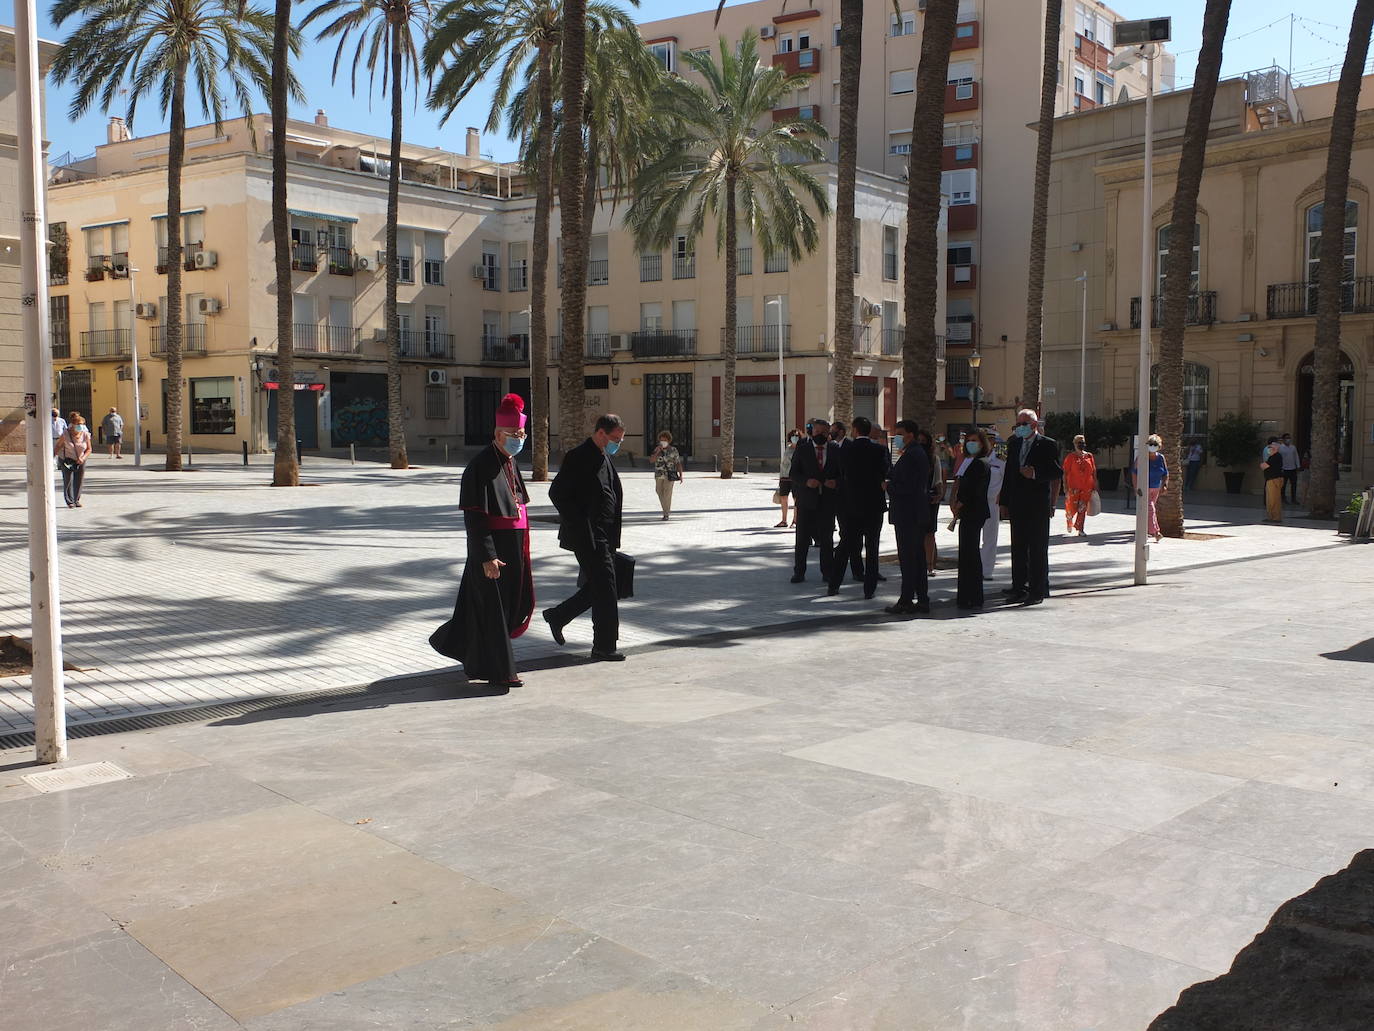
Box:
589;649;626;662
827;585;840;596
875;573;887;582
884;602;915;615
1004;590;1029;604
912;601;932;615
863;590;876;600
790;574;805;584
1000;586;1023;597
542;610;566;646
1022;596;1044;606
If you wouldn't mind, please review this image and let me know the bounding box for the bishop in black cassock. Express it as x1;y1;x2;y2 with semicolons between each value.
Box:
430;394;534;686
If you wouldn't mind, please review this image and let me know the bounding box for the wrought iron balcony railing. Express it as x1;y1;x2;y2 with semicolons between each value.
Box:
1129;291;1217;329
151;323;208;355
632;328;696;357
1266;277;1374;319
730;324;792;355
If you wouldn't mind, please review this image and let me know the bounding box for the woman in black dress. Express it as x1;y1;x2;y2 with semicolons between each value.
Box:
952;428;992;610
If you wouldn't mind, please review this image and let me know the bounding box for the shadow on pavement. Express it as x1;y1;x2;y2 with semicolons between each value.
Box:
1321;638;1374;663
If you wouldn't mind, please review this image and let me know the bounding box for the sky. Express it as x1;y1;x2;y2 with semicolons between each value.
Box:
17;0;1362;165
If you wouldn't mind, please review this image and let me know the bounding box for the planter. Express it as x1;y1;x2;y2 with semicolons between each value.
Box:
1096;468;1121;492
1222;470;1245;494
1338;512;1358;535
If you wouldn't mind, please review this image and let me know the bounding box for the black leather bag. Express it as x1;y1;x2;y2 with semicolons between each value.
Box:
613;551;635;599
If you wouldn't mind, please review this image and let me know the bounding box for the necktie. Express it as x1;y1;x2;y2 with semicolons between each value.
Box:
816;444;825;471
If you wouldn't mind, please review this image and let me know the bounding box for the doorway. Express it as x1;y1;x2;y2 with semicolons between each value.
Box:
267;388;320;449
1295;350;1355;468
56;369;92;425
644;372;693;456
464;377;502;445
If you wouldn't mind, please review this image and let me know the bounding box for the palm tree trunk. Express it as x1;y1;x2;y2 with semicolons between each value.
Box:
163;62;188;472
901;0;958;431
529;45;554;478
1021;0;1063;412
831;0;863;426
386;24;408;469
271;0;298;486
557;0;589;447
1310;0;1374;519
721;171;738;478
1156;0;1230;537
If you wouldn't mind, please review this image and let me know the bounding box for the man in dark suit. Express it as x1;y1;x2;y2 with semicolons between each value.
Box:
998;409;1062;606
788;417;842;591
544;413;627;661
834;415;889;598
884;419;932;614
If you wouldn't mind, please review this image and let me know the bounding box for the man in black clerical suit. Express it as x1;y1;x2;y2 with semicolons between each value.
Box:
545;413;627;661
998;408;1062;606
834;415;889;598
788;417;842;591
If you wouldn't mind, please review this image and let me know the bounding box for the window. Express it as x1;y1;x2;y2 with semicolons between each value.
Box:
955;23;975;39
947;243;975;266
649;41;675;72
778;34;794;53
481;241;500;290
686;46;710;62
832;81;841;104
1306;201;1357;285
190;376;235;434
1075;2;1099;41
891;10;916;36
942;169;977;205
424;232;444;284
1150;363;1210;441
947;61;975;86
798;30;811;50
890;69;915;95
764;250;789;274
953;143;974;162
833;22;841;46
395;229;414;283
1156;222;1200;294
883;225;899;281
50;295;70;356
640;302;663;332
946;298;975;341
424;385;448;420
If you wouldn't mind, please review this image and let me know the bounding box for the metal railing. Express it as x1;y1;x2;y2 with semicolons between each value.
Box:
588;258;609;285
292;322;358;354
51;325;71;359
151;323;208;355
327;247;354;275
85;255;108;281
291;244;318;271
547;333;612;359
737;247;753;275
632;328;696;357
423;258;444;285
672;254;696;279
480;263;501;291
508;263;528;290
764;252;789;273
482;335;527;363
881;327;904;355
640;254;662;282
1129;291;1218;329
79;328;131;359
399;330;455;360
1267;277;1374;319
731;324;792;355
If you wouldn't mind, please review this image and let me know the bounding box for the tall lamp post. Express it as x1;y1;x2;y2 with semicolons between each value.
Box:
1074;270;1088;432
968;350;982;428
1110;16;1169;587
766;297;786;478
122;266;144;466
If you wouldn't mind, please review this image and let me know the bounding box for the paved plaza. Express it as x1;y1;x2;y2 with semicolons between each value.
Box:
0;453;1371;1028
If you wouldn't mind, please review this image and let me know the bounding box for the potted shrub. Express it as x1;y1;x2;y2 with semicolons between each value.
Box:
1338;492;1363;535
1208;410;1263;494
1043;411;1080;452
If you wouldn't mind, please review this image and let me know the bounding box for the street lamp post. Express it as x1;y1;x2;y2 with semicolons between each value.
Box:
968;350;982;428
126;267;144;466
766;297;785;479
1075;270;1088;433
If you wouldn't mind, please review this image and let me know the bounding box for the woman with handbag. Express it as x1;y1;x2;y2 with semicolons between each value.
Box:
1062;434;1098;536
652;431;685;520
54;412;92;508
774;429;802;527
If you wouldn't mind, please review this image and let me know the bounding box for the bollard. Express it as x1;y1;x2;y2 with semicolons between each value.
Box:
187;442;193;467
349;443;356;465
713;453;719;473
242;440;248;466
444;444;449;465
145;429;151;450
296;438;303;466
744;456;749;475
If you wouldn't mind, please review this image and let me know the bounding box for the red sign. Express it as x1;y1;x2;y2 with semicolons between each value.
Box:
263;382;325;391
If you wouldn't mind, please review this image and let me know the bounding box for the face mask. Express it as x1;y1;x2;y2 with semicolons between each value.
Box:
814;433;828;444
789;435;800;444
965;441;981;456
892;438;904;452
606;441;621;456
659;440;670;449
1014;424;1033;438
1076;442;1085;451
1148;444;1159;454
503;435;525;456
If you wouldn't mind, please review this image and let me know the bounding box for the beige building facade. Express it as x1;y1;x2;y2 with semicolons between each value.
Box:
1042;71;1374;492
47;111;924;462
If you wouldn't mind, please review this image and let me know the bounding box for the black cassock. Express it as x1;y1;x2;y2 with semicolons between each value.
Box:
429;444;534;682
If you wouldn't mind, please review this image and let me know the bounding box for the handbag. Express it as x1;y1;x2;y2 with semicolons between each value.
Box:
1087;489;1102;517
771;491;785;505
613;551;635;600
667;468;681;482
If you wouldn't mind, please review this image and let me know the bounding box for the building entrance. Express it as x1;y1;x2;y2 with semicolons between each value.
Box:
1295;350;1355;469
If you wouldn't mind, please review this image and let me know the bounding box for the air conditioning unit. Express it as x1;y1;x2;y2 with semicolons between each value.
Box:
193;250;218;269
197;297;222;315
134;302;158;320
859;299;882;321
472;263;489;279
426;369;447;386
954;82;974;101
372;327;389;343
116;365;144;382
610;333;632;351
760;25;776;39
375;250;389;266
355;255;371;271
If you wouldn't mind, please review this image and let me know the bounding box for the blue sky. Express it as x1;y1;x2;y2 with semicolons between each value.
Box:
23;0;1360;163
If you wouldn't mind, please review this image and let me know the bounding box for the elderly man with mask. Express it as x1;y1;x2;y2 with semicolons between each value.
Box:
430;394;534;688
997;409;1061;606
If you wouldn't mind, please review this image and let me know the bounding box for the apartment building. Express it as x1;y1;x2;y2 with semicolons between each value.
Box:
637;0;1173;437
0;27;60;454
47;108;922;460
1042;69;1374;492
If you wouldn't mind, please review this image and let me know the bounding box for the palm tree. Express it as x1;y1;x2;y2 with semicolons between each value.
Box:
1020;0;1062;412
302;0;435;470
901;0;958;431
832;0;864;426
557;0;590;452
1309;0;1374;519
271;0;306;487
626;32;830;478
51;0;276;472
1154;0;1231;538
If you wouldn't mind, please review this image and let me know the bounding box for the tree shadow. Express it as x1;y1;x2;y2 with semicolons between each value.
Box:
1321;638;1374;663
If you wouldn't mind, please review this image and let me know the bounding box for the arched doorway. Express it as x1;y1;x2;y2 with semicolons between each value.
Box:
1295;350;1355;468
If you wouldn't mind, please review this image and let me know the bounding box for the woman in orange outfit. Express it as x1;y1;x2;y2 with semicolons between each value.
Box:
1062;433;1097;536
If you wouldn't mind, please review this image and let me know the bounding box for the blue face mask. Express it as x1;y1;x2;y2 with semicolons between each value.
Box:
1014;424;1034;439
503;435;525;456
606;440;621;456
965;441;981;456
891;438;904;452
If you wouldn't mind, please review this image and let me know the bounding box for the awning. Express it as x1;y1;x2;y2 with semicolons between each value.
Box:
151;208;207;220
287;208;358;224
79;219;129;231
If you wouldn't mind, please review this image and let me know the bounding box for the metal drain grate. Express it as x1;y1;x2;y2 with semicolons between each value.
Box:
22;761;132;793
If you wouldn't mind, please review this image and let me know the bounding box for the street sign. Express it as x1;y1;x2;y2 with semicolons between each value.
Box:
1114;17;1171;46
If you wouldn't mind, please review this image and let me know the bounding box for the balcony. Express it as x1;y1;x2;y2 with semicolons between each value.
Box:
947;263;977;289
946;355;972;397
49;269;69;287
948;204;978;232
944;81;979;113
1266;277;1374;319
155;243;204;275
588;258;609;285
951;20;980;50
85;257;107;282
482;334;527;364
941;142;979;170
1129;291;1218;329
737;247;753;275
51;324;71;359
731;323;792;355
946;320;975;344
771;47;820;76
110;253;130;278
291;244;318;272
327;247;355;275
632;328;696;358
479;263;501;291
293;322;358;354
764;251;789;274
881;326;904;355
79;328;131;360
400;330;455;361
672;254;696;279
508;263;528;291
151;323;208;356
640;254;662;282
547;333;612;359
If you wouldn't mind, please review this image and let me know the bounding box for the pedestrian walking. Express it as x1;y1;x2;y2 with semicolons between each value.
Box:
50;408;67;440
1145;434;1169;542
544;414;627;662
651;431;684;520
998;409;1061;606
1278;433;1300;505
101;407;125;459
1184;442;1204;491
789;418;841;589
915;429;944;575
775;429;802;528
429;394;533;688
1261;437;1285;524
54;413;91;507
834;415;888;599
1062;434;1098;536
952;429;992;610
884;420;932;615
